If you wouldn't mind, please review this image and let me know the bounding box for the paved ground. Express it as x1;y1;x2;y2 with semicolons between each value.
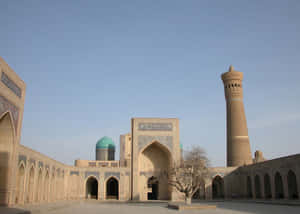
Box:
3;200;300;214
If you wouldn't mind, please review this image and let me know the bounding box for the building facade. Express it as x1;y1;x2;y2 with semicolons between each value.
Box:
0;57;299;206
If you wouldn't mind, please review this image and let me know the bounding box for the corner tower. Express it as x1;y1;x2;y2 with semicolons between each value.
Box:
221;65;252;167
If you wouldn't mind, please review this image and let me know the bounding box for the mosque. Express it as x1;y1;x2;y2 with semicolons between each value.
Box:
0;56;299;207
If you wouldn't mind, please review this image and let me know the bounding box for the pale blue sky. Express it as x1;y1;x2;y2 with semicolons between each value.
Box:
1;1;300;166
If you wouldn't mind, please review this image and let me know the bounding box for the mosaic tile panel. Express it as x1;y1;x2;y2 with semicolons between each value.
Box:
138;123;172;131
140;171;154;177
18;155;26;166
138;135;173;153
85;171;99;179
70;171;79;176
105;172;120;180
38;161;43;168
0;95;19;133
1;72;22;98
29;158;36;165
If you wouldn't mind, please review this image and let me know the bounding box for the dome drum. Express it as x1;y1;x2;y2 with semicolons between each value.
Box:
96;137;115;161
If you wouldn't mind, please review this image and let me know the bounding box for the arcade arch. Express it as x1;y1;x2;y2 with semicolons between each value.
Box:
51;173;55;201
147;176;158;200
264;174;272;199
0;112;14;205
254;175;261;199
212;175;224;199
44;171;50;201
27;166;35;203
36;168;43;202
106;177;119;200
16;163;25;204
246;176;252;198
275;172;284;199
86;177;98;199
287;170;298;199
139;141;172;200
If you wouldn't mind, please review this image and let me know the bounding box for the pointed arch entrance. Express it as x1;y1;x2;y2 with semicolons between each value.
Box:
246;176;252;198
264;174;272;199
255;175;261;199
44;171;50;201
139;141;172;200
0;113;15;205
36;169;43;202
275;172;284;199
50;172;55;201
86;177;98;199
16;164;25;204
212;175;224;199
147;176;158;200
106;177;119;200
287;170;298;199
27;166;35;203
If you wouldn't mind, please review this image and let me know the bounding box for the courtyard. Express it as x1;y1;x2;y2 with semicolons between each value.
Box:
4;201;300;214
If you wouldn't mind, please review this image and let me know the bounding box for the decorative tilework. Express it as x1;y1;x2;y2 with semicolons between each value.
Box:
70;171;79;176
18;155;26;166
111;162;118;167
140;171;154;177
1;72;22;98
85;171;99;179
99;162;108;167
105;172;120;180
0;95;19;133
38;161;43;168
88;162;96;167
138;123;172;131
138;135;173;153
29;158;36;165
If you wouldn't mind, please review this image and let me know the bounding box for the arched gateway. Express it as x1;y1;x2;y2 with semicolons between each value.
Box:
86;177;98;199
212;175;224;199
106;177;119;200
287;170;298;199
0;113;15;205
147;176;159;200
139;141;172;200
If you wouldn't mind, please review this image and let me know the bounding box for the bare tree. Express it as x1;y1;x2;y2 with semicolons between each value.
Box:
167;146;210;204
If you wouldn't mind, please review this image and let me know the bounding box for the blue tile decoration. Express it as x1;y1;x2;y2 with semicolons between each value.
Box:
105;172;120;180
85;171;100;179
70;171;79;176
138;135;173;153
18;155;27;166
0;95;19;133
138;123;172;131
1;72;22;98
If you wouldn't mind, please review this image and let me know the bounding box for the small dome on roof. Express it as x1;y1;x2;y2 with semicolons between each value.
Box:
96;136;115;149
180;143;183;149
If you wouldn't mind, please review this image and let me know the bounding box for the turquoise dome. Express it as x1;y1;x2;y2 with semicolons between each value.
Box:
180;143;183;149
96;136;115;149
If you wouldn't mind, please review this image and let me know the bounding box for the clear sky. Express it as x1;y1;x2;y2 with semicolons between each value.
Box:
1;1;300;166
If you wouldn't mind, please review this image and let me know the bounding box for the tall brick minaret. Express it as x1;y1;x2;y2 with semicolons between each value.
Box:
221;65;252;167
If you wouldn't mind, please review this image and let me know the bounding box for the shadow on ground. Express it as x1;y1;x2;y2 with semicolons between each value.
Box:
0;207;30;214
197;201;300;214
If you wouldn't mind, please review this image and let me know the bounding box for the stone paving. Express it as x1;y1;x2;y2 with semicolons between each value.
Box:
3;200;300;214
